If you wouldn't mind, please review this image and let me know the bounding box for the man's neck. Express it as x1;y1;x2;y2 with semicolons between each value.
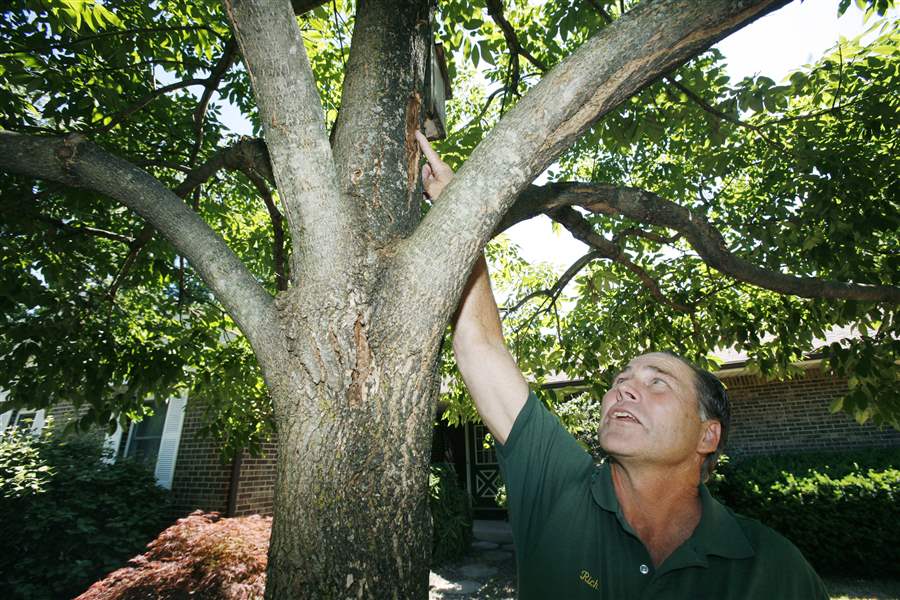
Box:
610;460;702;568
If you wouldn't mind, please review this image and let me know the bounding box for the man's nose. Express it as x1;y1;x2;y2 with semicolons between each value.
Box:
617;381;638;401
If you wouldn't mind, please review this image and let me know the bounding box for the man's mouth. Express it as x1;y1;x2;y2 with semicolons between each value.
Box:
609;410;641;425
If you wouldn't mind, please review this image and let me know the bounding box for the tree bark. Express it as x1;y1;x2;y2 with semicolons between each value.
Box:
331;0;432;249
226;0;358;288
263;295;441;599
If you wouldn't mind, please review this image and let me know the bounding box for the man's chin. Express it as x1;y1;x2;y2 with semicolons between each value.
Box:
599;432;640;456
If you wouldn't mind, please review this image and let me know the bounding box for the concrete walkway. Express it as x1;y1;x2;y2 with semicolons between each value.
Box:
429;520;517;599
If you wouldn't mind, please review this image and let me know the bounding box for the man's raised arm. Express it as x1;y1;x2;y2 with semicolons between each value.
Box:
416;132;529;444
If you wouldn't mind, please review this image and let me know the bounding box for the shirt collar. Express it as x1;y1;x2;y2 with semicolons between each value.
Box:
590;462;755;562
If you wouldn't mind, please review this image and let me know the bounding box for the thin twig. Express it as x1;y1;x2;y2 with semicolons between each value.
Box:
503;250;601;314
486;0;547;106
550;207;694;313
38;216;135;244
245;172;288;291
586;0;614;24
189;37;239;163
99;78;208;133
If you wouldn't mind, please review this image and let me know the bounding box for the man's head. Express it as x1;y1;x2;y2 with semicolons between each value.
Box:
598;352;729;482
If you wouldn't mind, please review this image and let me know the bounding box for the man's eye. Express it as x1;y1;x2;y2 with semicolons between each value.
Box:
652;378;666;385
615;377;626;384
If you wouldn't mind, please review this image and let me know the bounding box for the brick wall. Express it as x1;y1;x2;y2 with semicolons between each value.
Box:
166;364;899;517
720;366;900;456
169;399;279;517
231;441;278;516
169;399;232;516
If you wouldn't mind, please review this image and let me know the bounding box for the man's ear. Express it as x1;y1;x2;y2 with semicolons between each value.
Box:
698;420;721;455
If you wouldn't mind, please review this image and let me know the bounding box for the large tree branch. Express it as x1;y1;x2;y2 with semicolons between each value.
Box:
506;182;900;304
225;0;354;286
0;132;281;356
330;0;431;248
107;138;274;302
387;0;791;342
548;206;694;313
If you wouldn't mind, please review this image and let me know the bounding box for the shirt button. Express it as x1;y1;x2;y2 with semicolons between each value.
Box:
639;564;650;575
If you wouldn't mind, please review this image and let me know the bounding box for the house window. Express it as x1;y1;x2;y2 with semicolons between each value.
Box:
3;409;45;436
124;403;169;466
10;410;37;432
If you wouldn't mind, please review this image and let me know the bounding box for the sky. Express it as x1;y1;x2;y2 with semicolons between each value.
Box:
505;0;893;269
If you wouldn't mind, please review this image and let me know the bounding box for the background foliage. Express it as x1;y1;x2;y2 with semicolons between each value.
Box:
0;421;171;600
708;448;900;577
429;462;474;565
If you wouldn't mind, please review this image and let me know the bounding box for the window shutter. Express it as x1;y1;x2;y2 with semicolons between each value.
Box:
30;409;46;435
102;422;124;464
0;410;11;432
154;395;187;489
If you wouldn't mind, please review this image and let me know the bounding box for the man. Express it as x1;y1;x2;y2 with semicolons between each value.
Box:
416;132;828;599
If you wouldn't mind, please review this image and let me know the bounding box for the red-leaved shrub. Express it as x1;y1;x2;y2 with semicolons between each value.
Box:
76;511;271;600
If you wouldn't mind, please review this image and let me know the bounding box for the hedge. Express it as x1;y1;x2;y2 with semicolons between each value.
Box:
709;448;900;578
429;462;474;565
0;423;171;600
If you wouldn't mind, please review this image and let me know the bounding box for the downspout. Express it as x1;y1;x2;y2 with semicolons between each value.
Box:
225;450;243;517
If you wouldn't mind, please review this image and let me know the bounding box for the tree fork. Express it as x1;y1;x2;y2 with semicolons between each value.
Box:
382;0;792;348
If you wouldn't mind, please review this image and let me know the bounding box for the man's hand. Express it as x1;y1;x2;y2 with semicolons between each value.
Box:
415;131;454;200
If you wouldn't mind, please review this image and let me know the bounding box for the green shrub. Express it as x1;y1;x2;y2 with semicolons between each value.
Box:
429;462;473;565
709;448;900;578
0;422;172;600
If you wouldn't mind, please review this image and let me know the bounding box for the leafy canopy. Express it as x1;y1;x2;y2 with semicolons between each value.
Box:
0;0;897;457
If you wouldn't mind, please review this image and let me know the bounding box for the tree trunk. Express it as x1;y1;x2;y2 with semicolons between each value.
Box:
261;295;442;599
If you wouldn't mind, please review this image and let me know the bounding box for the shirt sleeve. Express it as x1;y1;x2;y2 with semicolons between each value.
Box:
496;390;593;549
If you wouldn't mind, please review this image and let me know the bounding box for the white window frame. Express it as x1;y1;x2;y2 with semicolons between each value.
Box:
119;395;187;490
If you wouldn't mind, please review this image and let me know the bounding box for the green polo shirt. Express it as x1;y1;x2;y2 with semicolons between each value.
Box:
496;392;828;599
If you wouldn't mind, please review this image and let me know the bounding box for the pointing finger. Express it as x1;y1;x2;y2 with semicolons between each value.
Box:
415;130;442;169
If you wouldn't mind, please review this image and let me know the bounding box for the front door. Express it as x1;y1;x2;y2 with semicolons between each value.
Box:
467;422;504;514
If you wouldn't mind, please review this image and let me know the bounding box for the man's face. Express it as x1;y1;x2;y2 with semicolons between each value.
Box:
598;353;715;470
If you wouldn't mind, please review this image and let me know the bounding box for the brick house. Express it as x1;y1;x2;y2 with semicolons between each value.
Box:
1;393;188;492
3;355;898;518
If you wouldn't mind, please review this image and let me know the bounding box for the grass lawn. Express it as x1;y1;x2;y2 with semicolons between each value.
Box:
825;577;900;600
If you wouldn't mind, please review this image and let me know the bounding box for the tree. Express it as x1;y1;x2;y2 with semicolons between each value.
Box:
0;0;897;597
